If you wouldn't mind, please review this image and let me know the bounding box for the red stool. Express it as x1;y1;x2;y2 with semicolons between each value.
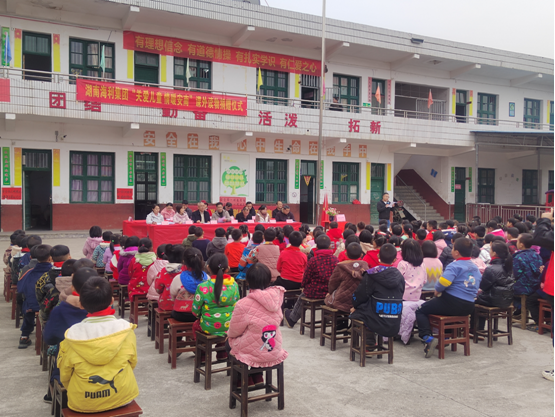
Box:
429;315;470;359
154;308;172;354
62;400;143;416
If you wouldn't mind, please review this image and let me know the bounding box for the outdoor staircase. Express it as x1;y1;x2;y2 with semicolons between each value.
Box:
394;185;446;223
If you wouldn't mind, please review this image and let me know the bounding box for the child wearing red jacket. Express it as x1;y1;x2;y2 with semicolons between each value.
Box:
326;222;343;251
128;238;156;301
275;231;307;290
155;244;185;311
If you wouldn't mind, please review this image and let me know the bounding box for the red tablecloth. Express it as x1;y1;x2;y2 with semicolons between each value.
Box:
123;220;302;249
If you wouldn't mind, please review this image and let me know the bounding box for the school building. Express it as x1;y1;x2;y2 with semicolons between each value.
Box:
0;0;552;232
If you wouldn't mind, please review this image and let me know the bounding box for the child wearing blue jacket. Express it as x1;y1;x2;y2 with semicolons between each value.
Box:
415;238;482;358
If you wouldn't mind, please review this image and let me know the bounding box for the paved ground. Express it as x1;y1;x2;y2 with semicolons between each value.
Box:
0;237;553;417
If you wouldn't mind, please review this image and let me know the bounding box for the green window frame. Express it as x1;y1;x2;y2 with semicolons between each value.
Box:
255;159;287;203
258;69;288;105
333;74;360;113
70;152;115;204
69;38;114;81
134;51;159;85
174;58;211;90
371;78;386;115
524;98;541;129
477;93;497;125
548;170;554;191
549;101;554;131
332;162;359;203
522;169;538;205
23;32;51;56
174;155;211;203
477;168;495;204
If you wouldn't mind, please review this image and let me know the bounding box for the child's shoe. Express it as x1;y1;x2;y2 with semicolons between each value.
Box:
542;369;554;382
284;309;295;328
252;373;264;386
216;351;228;361
18;337;31;349
43;393;52;404
422;335;438;358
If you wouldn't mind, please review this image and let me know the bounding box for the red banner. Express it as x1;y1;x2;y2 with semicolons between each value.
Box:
124;31;321;75
0;78;10;102
2;187;21;200
117;188;133;200
76;79;247;116
219;196;246;207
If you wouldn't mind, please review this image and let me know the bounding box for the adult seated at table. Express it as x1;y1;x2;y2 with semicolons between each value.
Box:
255;205;270;223
146;204;164;224
225;202;234;218
160;202;175;221
181;200;193;219
235;206;253;223
272;201;284;218
191;202;210;224
173;204;190;224
212;202;231;222
274;204;295;222
246;201;256;217
201;200;213;216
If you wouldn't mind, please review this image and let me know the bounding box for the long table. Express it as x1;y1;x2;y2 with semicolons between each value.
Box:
123;220;302;249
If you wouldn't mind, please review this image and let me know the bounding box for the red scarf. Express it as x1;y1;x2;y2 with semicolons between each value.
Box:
53;261;65;268
490;256;500;261
72;291;79;297
378;262;393;267
86;306;116;317
102;241;110;244
22;248;30;253
455;257;472;261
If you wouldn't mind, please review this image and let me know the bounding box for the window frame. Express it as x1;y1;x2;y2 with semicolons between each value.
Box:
477;93;497;125
332;162;360;204
134;51;159;85
173;154;211;203
174;58;211;91
69;151;115;204
523;98;541;129
522;169;538;205
477;168;495;204
255;159;288;204
549;101;554;131
22;32;51;57
69;38;115;81
333;74;360;113
548;170;554;192
258;69;288;105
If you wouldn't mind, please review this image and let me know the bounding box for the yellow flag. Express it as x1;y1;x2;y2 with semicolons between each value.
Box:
257;68;263;91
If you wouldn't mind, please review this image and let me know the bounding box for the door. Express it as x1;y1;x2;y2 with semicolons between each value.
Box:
22;149;52;230
370;163;385;225
522;170;538;205
300;160;316;224
455;90;467;123
454;167;466;222
134;153;158;220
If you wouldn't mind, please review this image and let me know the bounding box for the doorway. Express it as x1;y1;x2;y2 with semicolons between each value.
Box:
455;90;467;123
300;75;319;109
134;152;158;220
454;167;466;222
22;149;52;230
522;170;538;205
370;163;385;224
300;160;316;224
23;32;52;82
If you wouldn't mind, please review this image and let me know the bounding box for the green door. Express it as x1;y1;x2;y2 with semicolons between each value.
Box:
522;170;538;205
22;149;52;230
370;163;385;225
134;153;158;220
454;167;466;222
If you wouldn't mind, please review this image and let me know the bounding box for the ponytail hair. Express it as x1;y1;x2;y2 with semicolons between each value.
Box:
109;234;122;254
206;253;229;305
374;235;386;248
491;241;513;274
165;243;184;263
156;244;168;260
183;248;205;281
138;237;153;253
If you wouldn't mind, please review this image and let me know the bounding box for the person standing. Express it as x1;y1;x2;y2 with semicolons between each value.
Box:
377;193;394;228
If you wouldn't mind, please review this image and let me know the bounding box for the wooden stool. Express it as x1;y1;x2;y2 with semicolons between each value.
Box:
299;297;324;339
35;312;42;356
47;353;57;415
473;305;513;348
512;294;529;330
350;319;393;366
95;267;106;276
194;331;231;390
62;400;143;416
106;275;119;299
147;300;158;341
11;285;17;320
320;305;351;351
429;315;470;359
229;355;284;417
237;279;249;299
420;291;435;301
53;380;67;417
4;270;11;302
280;289;302;326
154;308;172;354
117;285;129;319
538;299;553;337
129;293;149;326
167;319;195;369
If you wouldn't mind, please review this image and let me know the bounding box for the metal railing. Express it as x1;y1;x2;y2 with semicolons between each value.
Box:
395;176;427;221
466;203;547;222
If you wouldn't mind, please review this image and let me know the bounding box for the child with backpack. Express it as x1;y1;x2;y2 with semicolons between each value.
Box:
146;244;169;302
154;244;185;311
128;238;156;300
117;236;139;285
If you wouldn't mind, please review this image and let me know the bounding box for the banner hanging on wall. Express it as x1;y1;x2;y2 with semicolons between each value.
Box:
220;153;250;198
2;147;9;186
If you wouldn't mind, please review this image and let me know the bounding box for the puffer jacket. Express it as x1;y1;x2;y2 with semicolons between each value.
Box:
117;247;138;285
513;248;543;295
146;259;168;301
55;276;73;303
325;260;369;313
170;270;209;313
154;263;185;311
206;237;228;258
256;243;281;283
532;217;554;296
227;286;288;368
128;252;157;300
83;236;103;259
476;258;514;308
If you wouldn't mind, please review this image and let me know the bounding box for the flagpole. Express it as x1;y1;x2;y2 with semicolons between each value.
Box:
315;0;326;227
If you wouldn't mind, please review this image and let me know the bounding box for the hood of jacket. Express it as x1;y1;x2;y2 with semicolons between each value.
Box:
134;251;156;266
120;247;138;257
165;263;183;274
360;242;373;254
181;270;209;294
64;319;136;366
55;276;73;302
99;242;110;249
315;249;334;258
246;286;285;313
337;260;366;280
366;265;405;289
210;237;228;250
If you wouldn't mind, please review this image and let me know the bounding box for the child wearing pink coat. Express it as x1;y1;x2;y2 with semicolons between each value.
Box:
227;263;288;386
82;226;103;259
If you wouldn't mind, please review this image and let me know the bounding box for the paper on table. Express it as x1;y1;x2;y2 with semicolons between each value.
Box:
185;220;193;224
210;220;218;224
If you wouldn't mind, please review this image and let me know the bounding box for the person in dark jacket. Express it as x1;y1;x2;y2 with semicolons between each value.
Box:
439;233;462;269
235;206;253;223
206;228;228;258
274;205;295;222
513;233;543;300
376;193;394;227
473;241;514;330
350;243;405;338
191;202;211;223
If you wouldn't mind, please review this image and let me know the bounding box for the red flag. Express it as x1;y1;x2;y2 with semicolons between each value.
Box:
427;89;433;109
321;192;329;226
375;84;382;105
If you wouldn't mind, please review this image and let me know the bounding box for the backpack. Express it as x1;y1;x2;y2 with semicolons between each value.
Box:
128;259;153;299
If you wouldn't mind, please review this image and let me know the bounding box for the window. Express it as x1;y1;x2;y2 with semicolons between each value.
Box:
258;70;288;105
477;168;495;204
23;32;51;81
523;98;541;129
174;155;211;203
549;101;554;131
371;79;385;115
70;152;114;203
522;169;538;205
256;159;287;203
134;52;159;85
174;58;211;90
332;162;359;203
333;74;360;112
477;93;497;125
69;39;114;81
549;170;554;191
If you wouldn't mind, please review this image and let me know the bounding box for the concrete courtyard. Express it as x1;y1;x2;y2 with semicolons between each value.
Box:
0;236;553;417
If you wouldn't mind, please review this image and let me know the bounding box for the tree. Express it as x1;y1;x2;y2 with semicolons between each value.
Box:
222;166;247;196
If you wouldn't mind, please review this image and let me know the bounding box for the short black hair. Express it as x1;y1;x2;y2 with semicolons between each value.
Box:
252;230;264;244
246;201;252;205
357;222;366;230
124;236;139;248
507;218;518;226
379;219;388;226
428;220;438;229
72;267;99;294
486;220;498;229
523;221;533;232
518;233;534;249
330;221;338;229
188;225;197;234
348;224;357;233
346;242;362;260
365;225;374;234
89;226;102;238
51;245;70;262
515;222;528;234
215;227;226;238
27;235;42;250
391;224;403;236
258;205;267;211
35;244;53;262
432;231;446;242
421;241;438;258
194;227;204;238
102;231;113;241
378;224;388;233
345;235;360;247
446;219;455;227
231;229;242;241
316;234;331;250
388;236;401;247
484;234;496;244
416;229;427;240
401;239;423;267
507;227;519;239
246;263;271;290
10;231;24;244
288;231;303;247
61;259;77;276
474;226;486;238
513;214;523;222
182;199;189;205
216;202;223;207
283;225;294;238
454;238;473;257
379;244;397;264
359;230;373;244
526;215;537;223
72;258;95;274
79;276;113;313
343;229;355;240
451;233;464;243
225;202;232;207
254;224;265;233
264;228;276;242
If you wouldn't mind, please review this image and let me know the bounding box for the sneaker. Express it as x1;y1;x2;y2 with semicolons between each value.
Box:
252;373;264;386
18;337;31;349
284;309;295;329
216;351;228;361
423;336;438;358
542;370;554;382
43;393;52;404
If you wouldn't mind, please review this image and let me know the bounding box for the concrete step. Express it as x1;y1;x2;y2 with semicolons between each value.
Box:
394;184;447;222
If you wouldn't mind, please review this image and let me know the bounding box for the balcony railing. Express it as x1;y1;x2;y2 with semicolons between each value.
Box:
466;203;548;222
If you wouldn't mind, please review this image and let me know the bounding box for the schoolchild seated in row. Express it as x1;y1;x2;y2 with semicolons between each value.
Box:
207;227;228;258
275;231;307;290
153;244;185;311
237;231;264;280
225;229;245;271
117;236;139;285
192;227;210;261
92;231;112;268
36;244;71;324
170;248;208;322
83;226;103;259
146;244;169;302
128;238;156;300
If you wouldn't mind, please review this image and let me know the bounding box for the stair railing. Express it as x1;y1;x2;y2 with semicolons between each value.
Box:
395;176;427;221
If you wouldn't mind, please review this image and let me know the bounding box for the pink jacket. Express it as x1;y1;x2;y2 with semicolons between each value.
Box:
490;229;506;239
391;250;402;268
434;239;447;258
147;259;168;301
83;237;103;259
227;286;288;368
397;260;427;301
